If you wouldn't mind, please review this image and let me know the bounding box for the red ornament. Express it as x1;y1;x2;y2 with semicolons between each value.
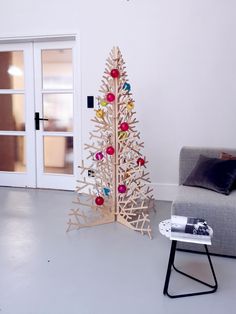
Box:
137;157;145;166
106;146;115;155
95;152;104;160
106;93;115;102
120;122;129;131
118;184;127;194
110;69;120;78
95;196;104;206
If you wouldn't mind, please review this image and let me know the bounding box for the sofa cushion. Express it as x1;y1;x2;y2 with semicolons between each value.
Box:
179;147;236;185
183;155;236;195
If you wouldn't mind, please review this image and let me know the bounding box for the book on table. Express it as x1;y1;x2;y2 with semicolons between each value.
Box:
170;215;213;245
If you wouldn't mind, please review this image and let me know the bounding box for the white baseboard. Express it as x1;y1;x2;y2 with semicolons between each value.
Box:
149;183;178;201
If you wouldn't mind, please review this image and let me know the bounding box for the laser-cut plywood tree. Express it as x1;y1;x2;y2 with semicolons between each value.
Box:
67;47;154;238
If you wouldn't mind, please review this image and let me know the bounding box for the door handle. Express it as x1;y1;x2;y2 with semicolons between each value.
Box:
35;112;49;130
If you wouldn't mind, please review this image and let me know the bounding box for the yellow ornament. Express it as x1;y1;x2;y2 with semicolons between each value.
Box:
100;100;108;107
96;109;105;119
124;169;131;179
118;131;128;140
127;102;134;111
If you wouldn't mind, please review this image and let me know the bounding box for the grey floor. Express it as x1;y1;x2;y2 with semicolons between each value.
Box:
0;187;236;314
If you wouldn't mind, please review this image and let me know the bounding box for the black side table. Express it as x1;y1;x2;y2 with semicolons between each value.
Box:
159;219;218;298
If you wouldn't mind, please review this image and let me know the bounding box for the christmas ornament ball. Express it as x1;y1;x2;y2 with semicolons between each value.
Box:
118;184;127;194
95;196;104;206
127;102;134;111
106;146;115;155
100;100;108;107
106;92;115;102
120;122;129;131
95;151;104;160
96;109;105;119
137;157;145;166
110;68;120;78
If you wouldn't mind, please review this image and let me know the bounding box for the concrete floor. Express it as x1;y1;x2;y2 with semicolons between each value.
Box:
0;187;236;314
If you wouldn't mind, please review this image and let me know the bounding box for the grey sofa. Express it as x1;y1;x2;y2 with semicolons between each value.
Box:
171;146;236;257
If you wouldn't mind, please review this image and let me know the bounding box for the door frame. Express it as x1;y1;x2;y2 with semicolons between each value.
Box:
0;34;82;190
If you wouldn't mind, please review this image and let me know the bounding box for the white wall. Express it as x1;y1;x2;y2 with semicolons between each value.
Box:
1;0;236;200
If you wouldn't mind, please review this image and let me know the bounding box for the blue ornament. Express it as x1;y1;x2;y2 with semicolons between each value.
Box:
123;82;131;92
103;187;111;197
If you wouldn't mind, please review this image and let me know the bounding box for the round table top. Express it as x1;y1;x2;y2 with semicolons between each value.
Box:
159;219;171;238
159;218;213;245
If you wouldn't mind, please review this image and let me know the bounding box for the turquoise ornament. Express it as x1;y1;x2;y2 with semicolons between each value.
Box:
103;187;111;197
123;82;131;92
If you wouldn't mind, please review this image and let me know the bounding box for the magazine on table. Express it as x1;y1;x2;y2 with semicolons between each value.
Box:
170;215;213;245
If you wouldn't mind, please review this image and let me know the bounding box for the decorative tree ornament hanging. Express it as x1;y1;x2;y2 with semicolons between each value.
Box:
103;187;111;197
137;157;145;166
123;82;131;92
127;102;134;111
124;169;131;179
118;184;127;194
106;92;115;102
95;196;104;206
100;100;108;107
110;68;120;78
118;131;128;140
95;152;104;160
106;146;115;155
96;109;105;119
120;122;129;131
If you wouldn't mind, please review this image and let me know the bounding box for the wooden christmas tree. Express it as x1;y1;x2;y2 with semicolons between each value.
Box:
67;47;154;238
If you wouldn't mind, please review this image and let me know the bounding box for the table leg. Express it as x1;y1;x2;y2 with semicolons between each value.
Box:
163;240;177;295
163;242;218;298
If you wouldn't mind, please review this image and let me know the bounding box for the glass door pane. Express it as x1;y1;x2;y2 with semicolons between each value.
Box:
0;51;24;89
0;135;26;172
0;49;26;173
43;94;73;132
43;136;73;174
41;47;73;175
0;94;25;131
42;49;73;89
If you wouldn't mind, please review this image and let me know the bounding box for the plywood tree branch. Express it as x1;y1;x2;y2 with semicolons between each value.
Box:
67;47;154;238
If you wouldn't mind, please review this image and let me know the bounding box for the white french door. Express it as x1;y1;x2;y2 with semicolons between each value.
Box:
0;43;36;187
0;39;80;190
34;41;79;190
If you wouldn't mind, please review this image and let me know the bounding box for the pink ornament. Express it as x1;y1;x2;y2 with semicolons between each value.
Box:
118;184;127;194
95;152;104;160
95;196;104;206
110;69;120;78
120;122;129;131
106;92;115;102
137;157;145;166
106;146;115;155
